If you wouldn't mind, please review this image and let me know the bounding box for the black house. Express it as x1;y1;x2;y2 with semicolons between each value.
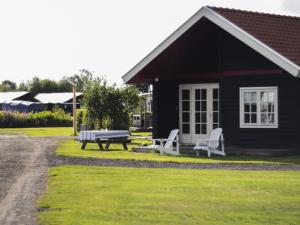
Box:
123;7;300;153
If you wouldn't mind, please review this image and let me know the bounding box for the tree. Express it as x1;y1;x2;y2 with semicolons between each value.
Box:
0;69;104;94
18;81;29;91
83;81;139;130
28;77;46;95
2;80;17;91
83;80;109;129
28;77;65;95
41;79;59;92
121;85;140;113
0;84;11;92
57;79;72;92
63;69;104;92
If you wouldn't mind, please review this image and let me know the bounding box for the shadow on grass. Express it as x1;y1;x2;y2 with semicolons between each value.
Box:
177;150;300;165
83;143;300;165
82;148;126;152
61;139;300;165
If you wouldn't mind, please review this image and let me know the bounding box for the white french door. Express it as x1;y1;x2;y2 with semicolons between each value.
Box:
179;83;219;144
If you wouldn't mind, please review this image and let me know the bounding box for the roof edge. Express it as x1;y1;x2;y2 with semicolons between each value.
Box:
122;6;300;83
122;7;209;83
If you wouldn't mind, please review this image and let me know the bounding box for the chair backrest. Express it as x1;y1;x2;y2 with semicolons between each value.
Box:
164;129;179;148
208;128;222;149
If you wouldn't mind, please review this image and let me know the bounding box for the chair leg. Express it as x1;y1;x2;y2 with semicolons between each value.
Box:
196;150;199;157
81;142;87;150
208;150;211;158
122;142;128;150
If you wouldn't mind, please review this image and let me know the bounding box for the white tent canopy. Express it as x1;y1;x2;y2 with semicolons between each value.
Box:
0;91;29;104
34;92;82;104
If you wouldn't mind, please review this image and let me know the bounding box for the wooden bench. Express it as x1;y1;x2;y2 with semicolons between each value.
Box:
81;138;131;151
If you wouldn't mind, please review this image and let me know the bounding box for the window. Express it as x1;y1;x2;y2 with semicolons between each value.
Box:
240;87;278;128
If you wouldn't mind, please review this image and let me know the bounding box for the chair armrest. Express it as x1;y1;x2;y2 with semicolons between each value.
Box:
151;138;176;141
195;138;224;146
152;138;165;146
195;140;209;146
152;138;164;141
152;138;178;147
152;138;177;142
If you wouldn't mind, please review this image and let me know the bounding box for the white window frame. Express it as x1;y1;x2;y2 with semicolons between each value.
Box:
240;87;278;128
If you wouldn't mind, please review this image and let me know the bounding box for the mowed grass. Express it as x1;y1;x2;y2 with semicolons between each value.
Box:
0;128;148;137
57;139;300;165
131;131;152;136
38;166;300;225
0;127;73;136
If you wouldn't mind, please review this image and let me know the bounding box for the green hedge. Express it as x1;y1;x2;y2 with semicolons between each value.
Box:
0;109;72;128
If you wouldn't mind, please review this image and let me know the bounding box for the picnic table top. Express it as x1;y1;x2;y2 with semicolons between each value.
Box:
79;130;130;141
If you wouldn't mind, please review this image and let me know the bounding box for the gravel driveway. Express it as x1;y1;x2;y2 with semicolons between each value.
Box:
0;135;60;225
0;134;299;225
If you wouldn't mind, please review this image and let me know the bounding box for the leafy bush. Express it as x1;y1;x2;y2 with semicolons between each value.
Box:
83;82;139;130
0;111;28;128
0;109;72;128
76;108;90;130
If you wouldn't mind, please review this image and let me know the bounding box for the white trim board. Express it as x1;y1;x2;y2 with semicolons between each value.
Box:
122;6;300;83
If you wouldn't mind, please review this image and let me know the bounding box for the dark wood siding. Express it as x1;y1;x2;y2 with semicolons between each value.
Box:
153;81;179;139
221;73;300;150
150;21;300;152
221;31;278;71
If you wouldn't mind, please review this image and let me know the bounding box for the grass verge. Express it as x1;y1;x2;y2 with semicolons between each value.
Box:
0;127;73;136
131;131;152;136
38;166;300;225
56;139;300;165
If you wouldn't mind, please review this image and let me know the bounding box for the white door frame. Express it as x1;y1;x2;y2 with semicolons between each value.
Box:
179;83;219;144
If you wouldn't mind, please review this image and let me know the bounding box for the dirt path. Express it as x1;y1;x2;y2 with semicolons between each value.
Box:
0;135;59;225
0;135;299;225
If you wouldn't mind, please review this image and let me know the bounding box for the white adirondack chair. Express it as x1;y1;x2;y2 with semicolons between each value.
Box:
152;129;180;155
193;128;225;157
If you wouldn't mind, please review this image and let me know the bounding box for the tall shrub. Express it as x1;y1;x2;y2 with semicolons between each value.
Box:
83;80;139;130
0;109;72;128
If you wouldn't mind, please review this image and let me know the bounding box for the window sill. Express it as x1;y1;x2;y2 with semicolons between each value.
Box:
240;125;278;129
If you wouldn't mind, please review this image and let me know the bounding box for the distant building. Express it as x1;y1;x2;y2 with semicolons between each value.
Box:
139;92;152;114
0;91;37;111
34;92;83;113
134;87;153;130
0;92;83;114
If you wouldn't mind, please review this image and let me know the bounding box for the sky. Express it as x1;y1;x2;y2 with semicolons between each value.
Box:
0;0;299;86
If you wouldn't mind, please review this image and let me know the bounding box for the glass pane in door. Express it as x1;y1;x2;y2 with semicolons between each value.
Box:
181;89;190;134
212;88;219;129
195;89;207;134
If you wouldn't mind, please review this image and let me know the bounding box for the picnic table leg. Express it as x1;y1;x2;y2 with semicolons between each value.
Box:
122;142;128;150
81;142;87;150
105;141;111;150
96;141;104;151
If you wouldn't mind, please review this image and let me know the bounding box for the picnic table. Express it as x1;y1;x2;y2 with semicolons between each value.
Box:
78;130;131;150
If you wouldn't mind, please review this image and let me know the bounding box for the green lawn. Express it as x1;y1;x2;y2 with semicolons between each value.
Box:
38;166;300;225
0;127;73;136
131;131;152;136
57;139;300;165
